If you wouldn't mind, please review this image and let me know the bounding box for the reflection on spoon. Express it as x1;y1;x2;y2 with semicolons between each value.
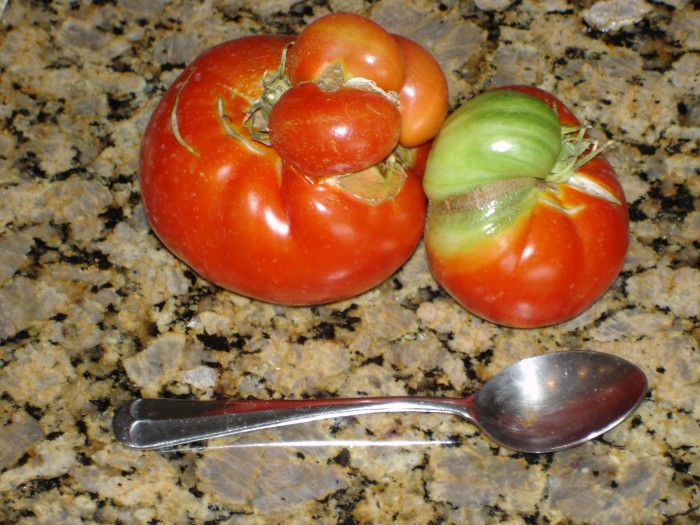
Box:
113;350;647;453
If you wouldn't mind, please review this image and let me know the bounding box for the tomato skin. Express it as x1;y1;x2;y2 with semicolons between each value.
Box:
268;83;401;177
287;13;405;93
393;35;449;148
423;86;629;327
140;35;426;305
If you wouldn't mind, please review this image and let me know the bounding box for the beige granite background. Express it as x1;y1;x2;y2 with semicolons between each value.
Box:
0;0;698;523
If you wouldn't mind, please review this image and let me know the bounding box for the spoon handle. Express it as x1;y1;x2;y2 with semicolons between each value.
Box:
113;397;472;449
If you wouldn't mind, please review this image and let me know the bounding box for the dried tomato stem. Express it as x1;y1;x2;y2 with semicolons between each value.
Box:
547;125;612;184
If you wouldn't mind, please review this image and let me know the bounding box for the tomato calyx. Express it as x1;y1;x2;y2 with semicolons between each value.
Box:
546;125;621;205
547;125;609;183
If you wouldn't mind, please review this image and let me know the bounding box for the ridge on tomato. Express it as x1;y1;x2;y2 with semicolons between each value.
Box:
423;85;629;328
139;34;430;306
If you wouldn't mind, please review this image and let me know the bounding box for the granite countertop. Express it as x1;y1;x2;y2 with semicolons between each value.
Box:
1;0;698;523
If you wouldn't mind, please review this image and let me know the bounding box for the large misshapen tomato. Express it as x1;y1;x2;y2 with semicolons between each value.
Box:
423;85;629;328
140;35;427;305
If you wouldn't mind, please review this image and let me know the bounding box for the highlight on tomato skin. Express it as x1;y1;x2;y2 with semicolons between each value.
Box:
422;85;629;328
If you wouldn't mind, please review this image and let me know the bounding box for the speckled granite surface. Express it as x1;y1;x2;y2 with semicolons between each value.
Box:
1;0;698;523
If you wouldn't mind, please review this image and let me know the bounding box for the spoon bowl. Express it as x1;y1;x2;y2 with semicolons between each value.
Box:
113;350;647;453
472;350;648;452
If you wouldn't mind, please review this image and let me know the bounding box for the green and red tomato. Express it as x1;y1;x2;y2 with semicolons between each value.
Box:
423;85;629;327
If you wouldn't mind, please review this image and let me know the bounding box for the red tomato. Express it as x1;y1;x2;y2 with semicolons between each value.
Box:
423;85;629;327
393;35;449;148
140;35;427;305
287;12;405;93
268;82;401;177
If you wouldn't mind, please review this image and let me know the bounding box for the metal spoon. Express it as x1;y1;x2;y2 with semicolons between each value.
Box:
113;350;647;453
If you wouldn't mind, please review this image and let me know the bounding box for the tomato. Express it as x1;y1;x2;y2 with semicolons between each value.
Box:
287;12;405;93
268;82;401;177
422;85;629;328
140;35;427;306
393;35;449;148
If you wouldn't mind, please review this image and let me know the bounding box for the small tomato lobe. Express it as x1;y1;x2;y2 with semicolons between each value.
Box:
287;13;406;92
393;35;449;147
268;83;401;177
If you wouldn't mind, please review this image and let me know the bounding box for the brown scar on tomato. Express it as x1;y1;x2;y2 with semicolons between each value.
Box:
324;153;408;204
170;67;201;158
216;96;265;155
566;173;622;205
428;178;536;216
537;193;585;215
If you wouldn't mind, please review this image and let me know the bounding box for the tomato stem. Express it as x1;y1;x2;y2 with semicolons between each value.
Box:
547;125;611;184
